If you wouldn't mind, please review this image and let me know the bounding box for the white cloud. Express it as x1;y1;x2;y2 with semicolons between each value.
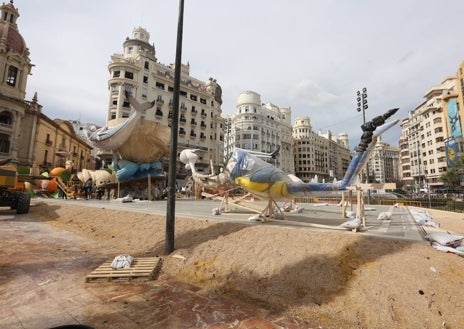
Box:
288;80;339;108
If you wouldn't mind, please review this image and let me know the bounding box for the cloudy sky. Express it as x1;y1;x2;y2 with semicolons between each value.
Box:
18;0;464;148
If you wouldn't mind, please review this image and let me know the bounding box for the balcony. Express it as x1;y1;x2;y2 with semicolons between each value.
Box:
191;109;197;115
45;140;53;146
156;97;164;105
179;130;186;136
155;110;163;117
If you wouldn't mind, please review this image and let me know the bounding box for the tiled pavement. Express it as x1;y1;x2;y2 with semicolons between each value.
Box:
0;205;314;329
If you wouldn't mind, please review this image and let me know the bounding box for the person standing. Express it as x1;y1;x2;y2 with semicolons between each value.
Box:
84;178;93;200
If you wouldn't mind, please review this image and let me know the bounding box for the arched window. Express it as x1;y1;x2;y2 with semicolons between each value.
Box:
6;66;18;86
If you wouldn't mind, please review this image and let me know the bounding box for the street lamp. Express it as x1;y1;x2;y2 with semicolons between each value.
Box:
165;0;184;255
356;87;368;122
356;87;371;203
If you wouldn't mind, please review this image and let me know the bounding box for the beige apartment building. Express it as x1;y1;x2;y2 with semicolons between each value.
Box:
400;77;455;192
399;118;413;188
105;27;225;178
367;137;400;184
224;90;294;174
0;2;93;173
293;116;351;182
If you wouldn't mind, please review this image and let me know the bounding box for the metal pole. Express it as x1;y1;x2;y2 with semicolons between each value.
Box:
165;0;184;255
357;88;370;204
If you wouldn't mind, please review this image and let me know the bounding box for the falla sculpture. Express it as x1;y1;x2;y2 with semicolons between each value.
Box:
181;108;399;218
83;91;170;180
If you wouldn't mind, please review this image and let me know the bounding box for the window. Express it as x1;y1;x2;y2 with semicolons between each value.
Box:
156;82;165;90
0;111;12;125
113;71;120;78
125;71;134;79
143;75;148;84
124;85;133;94
144;61;149;69
142;88;147;98
6;66;18;86
127;47;133;54
112;99;117;106
111;84;119;93
0;133;10;153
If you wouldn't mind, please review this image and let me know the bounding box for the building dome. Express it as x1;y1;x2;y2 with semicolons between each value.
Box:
237;90;261;106
0;23;25;53
0;1;26;55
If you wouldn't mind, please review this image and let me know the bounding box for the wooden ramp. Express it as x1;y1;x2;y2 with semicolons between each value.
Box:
55;176;76;198
86;257;162;282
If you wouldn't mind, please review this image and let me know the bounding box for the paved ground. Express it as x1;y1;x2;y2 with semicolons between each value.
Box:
44;197;425;242
0;198;425;329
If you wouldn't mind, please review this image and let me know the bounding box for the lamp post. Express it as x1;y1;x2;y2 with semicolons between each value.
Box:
165;0;184;255
356;87;370;204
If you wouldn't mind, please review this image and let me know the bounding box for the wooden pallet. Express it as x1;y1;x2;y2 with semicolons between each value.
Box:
86;257;162;282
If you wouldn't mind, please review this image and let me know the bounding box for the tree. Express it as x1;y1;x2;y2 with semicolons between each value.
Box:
440;158;464;191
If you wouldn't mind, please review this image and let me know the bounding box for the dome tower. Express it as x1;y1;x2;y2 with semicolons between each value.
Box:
0;0;31;100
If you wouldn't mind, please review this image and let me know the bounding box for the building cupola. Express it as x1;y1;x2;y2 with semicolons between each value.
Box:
0;1;27;55
123;27;156;61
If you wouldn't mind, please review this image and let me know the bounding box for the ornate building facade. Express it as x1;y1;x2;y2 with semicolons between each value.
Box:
0;2;93;172
366;137;400;184
292;116;351;182
400;77;456;192
224;90;294;174
105;27;225;178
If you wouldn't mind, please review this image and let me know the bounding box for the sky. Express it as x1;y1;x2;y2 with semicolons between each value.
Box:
17;0;464;149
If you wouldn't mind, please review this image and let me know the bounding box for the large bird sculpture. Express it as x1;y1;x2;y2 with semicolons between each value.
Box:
181;108;399;212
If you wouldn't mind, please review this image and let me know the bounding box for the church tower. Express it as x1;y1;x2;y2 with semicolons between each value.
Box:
0;1;39;165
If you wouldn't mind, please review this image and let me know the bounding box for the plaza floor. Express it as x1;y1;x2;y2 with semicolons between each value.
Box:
0;198;424;328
